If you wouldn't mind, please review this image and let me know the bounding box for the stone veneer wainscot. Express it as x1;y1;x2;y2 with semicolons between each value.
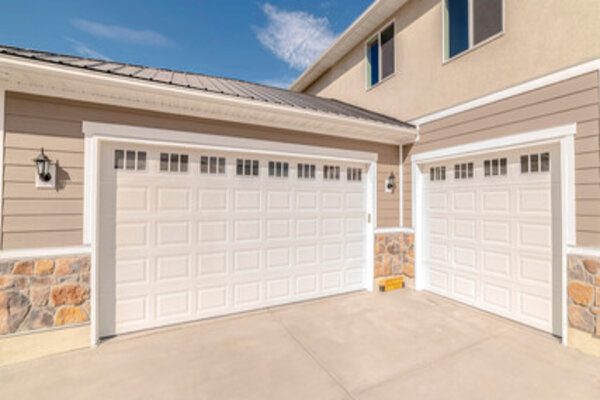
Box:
374;232;415;288
567;255;600;340
0;255;91;335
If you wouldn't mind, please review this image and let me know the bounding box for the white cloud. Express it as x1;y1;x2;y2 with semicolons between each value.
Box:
65;38;110;60
72;18;170;47
257;75;298;89
255;3;337;71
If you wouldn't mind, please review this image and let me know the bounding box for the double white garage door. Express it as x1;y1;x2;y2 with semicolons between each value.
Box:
99;143;369;336
421;145;561;334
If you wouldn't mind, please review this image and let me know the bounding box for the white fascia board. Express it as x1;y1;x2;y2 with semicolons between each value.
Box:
411;58;600;126
0;56;417;145
82;121;379;163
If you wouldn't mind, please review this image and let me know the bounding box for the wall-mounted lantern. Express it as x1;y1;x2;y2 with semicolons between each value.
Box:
33;148;56;189
385;172;396;193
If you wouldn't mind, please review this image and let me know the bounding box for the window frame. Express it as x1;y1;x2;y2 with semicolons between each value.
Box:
365;20;396;90
442;0;505;63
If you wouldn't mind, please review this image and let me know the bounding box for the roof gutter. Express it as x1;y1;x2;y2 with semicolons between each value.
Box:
290;0;408;92
0;54;417;145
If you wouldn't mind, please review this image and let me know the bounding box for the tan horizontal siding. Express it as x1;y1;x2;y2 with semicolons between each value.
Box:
2;230;83;249
3;92;401;249
422;73;599;133
3;215;83;233
410;72;600;246
377;159;400;227
3;199;84;215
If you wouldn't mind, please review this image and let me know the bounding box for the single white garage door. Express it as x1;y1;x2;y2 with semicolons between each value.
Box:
99;142;369;336
421;145;560;334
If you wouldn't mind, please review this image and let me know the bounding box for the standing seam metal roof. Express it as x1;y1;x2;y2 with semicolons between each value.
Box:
0;44;414;130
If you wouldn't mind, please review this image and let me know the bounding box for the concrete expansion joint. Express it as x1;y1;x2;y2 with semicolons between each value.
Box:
267;309;358;400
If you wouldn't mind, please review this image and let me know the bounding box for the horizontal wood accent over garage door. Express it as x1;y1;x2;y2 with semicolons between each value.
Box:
3;92;400;249
404;72;600;247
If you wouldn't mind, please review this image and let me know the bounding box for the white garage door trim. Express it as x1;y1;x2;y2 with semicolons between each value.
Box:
412;124;576;344
83;122;378;345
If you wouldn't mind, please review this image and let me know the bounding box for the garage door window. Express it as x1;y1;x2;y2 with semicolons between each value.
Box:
268;161;289;178
237;159;259;176
347;167;362;182
159;153;188;173
298;163;316;179
454;162;473;179
200;156;226;175
430;166;446;181
114;149;147;171
484;158;507;177
521;153;550;173
324;165;340;180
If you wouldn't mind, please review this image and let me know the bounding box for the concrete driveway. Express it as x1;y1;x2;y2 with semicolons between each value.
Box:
1;290;599;399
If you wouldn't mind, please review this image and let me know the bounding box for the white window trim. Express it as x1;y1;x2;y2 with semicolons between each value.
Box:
442;0;505;63
412;124;576;346
365;19;396;90
83;121;378;346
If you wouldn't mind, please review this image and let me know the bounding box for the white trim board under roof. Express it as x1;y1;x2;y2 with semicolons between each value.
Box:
291;0;408;92
0;45;417;145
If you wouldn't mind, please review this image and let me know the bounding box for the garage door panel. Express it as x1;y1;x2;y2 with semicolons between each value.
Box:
115;258;149;285
265;278;292;301
265;247;292;270
481;251;511;279
156;254;191;281
481;282;511;313
155;290;192;320
517;223;552;249
198;189;228;211
157;188;191;211
233;282;262;307
453;219;476;241
117;187;149;211
453;274;477;301
481;220;511;246
428;268;450;292
322;271;343;291
481;190;510;213
198;252;228;276
101;144;369;336
234;219;261;241
453;191;477;212
453;245;478;271
156;221;191;246
423;146;556;334
517;255;552;285
197;286;228;312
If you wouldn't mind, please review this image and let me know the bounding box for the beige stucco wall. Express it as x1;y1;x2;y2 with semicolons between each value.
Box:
304;0;600;121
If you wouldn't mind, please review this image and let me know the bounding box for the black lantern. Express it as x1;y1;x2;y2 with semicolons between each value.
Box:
386;172;396;190
34;148;52;182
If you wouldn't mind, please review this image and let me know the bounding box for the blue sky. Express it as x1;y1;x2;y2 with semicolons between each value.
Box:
0;0;371;88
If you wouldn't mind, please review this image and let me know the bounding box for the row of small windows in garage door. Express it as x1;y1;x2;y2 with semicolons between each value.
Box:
429;152;550;182
114;150;362;181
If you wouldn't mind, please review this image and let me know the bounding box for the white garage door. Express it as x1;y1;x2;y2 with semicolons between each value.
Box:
422;145;560;334
99;142;369;336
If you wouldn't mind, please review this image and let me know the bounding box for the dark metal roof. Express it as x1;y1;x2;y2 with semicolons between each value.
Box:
0;45;414;130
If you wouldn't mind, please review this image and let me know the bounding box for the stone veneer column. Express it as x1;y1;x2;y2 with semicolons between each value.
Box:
0;255;91;335
567;254;600;355
374;232;415;288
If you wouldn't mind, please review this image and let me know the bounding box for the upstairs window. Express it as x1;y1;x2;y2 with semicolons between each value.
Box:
366;22;395;89
444;0;503;60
